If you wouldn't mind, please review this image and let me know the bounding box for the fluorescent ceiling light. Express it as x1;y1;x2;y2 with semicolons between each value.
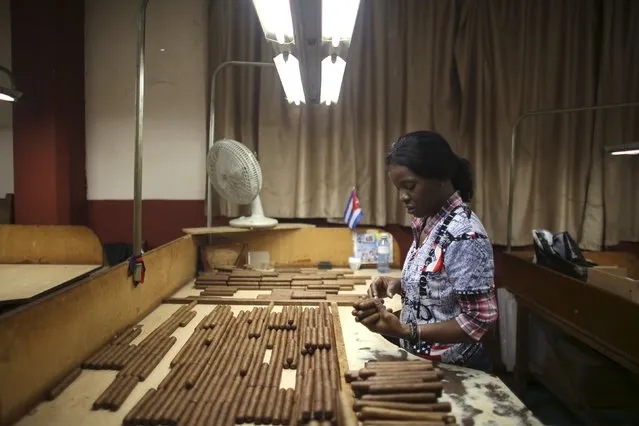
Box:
322;0;361;47
252;0;295;45
320;55;346;105
273;52;306;105
606;142;639;156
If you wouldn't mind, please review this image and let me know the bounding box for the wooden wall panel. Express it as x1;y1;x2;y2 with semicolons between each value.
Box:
0;235;197;426
500;253;639;373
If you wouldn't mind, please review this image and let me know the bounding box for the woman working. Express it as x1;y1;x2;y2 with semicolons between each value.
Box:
353;131;498;371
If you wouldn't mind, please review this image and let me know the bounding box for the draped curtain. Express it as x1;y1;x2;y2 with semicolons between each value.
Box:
208;0;639;249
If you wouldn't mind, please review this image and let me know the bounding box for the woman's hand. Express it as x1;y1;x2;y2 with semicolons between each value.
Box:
352;298;405;338
367;276;402;298
359;309;406;338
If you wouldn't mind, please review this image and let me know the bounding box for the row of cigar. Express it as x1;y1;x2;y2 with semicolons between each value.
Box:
293;302;342;424
123;302;330;426
344;360;457;426
89;302;197;411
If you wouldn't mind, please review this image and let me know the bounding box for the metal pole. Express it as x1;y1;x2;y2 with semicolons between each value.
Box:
132;0;150;282
206;61;275;229
506;101;639;252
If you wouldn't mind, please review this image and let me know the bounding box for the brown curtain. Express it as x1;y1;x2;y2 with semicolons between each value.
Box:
208;0;639;249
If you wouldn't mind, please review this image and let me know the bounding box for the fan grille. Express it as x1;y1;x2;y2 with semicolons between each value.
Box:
207;139;262;205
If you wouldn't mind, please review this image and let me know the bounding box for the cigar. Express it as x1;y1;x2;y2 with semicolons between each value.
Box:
313;366;324;420
122;388;155;425
359;392;438;403
47;367;82;400
281;388;294;425
354;400;452;412
286;338;295;366
358;406;453;422
178;310;197;327
139;336;177;380
323;377;334;419
361;422;451;426
301;372;314;421
271;387;286;425
318;326;326;350
267;328;276;349
355;370;441;383
357;382;444;396
365;360;433;368
110;375;139;410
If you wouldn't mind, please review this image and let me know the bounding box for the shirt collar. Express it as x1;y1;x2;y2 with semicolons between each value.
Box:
411;191;464;243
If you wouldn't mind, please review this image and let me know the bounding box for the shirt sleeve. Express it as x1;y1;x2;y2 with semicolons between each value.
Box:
443;237;498;341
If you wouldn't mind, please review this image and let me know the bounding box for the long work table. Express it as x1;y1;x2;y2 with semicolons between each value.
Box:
12;269;541;426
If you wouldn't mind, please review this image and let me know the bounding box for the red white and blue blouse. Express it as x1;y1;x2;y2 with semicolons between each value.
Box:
399;192;498;365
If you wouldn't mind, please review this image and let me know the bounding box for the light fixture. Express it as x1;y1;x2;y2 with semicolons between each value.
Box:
322;0;361;47
0;65;22;103
320;54;346;105
252;0;295;45
605;142;639;156
273;52;305;105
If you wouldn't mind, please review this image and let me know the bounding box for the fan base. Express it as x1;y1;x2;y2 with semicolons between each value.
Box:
229;215;279;229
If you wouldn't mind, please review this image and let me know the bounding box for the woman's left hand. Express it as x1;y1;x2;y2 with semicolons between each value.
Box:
358;309;406;338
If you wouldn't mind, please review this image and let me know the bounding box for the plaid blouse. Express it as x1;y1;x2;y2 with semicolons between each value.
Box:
399;192;498;365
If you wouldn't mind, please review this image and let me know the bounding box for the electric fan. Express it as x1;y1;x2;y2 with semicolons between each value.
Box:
207;138;278;229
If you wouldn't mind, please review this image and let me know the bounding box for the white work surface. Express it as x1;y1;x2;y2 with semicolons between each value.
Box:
0;264;100;303
15;269;541;426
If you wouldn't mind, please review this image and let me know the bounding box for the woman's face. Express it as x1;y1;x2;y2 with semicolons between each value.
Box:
388;164;443;218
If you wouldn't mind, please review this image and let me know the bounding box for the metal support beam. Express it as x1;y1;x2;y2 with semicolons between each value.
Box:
506;101;639;252
132;0;150;283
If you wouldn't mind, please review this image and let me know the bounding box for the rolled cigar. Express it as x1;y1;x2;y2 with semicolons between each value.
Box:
345;370;361;382
110;375;139;410
171;393;194;423
139;337;176;380
313;366;324;420
301;372;314;421
271;388;286;425
360;392;438;403
155;389;179;423
281;388;294;425
94;344;120;369
358;382;444;396
358;406;452;422
361;422;450;426
365;372;440;383
286;338;296;366
122;388;155;425
354;400;451;412
109;344;131;369
47;367;82;400
357;371;441;383
113;326;143;346
322;377;334;419
317;326;326;350
178;310;197;327
365;360;433;368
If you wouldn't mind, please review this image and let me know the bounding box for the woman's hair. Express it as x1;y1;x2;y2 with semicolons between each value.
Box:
385;130;474;202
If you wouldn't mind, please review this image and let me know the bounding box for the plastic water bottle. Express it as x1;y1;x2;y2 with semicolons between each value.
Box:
376;233;391;273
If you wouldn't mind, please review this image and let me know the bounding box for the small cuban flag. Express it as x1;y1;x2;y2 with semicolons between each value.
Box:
343;188;363;230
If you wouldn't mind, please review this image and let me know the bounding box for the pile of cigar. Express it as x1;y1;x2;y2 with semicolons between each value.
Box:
195;267;367;296
344;360;457;426
83;302;196;411
122;302;343;426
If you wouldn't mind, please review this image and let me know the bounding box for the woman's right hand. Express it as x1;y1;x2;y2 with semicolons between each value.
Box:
367;276;402;299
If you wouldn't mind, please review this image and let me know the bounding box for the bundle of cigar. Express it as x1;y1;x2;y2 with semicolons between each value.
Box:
344;360;457;426
195;267;367;293
122;301;343;426
84;302;197;410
